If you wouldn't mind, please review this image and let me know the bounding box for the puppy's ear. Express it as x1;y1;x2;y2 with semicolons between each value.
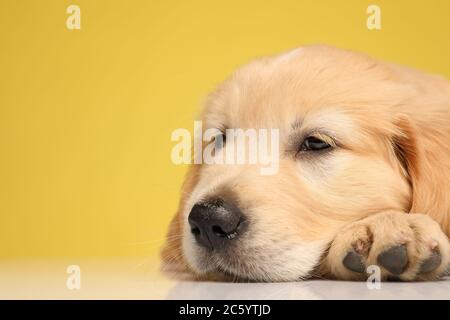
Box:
160;209;186;275
160;165;199;279
392;116;420;212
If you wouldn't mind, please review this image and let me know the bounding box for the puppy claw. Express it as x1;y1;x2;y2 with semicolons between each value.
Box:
419;250;442;274
328;212;450;281
343;251;365;273
387;275;403;282
377;245;408;275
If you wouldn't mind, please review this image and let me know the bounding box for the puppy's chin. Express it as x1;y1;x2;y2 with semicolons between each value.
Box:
182;233;328;282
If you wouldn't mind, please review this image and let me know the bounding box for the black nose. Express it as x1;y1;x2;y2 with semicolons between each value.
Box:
188;198;245;250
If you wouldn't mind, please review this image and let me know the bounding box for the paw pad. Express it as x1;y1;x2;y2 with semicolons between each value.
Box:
377;245;408;275
419;250;442;274
343;251;365;273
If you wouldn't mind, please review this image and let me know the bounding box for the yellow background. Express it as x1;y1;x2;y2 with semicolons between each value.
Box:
1;0;449;259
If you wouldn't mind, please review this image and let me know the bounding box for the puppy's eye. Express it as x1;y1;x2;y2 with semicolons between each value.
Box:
214;133;226;149
299;136;331;152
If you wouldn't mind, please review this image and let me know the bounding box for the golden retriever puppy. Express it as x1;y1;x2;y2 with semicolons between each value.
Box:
162;45;450;282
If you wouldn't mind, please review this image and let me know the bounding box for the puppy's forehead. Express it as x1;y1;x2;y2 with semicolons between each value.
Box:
205;55;310;129
228;53;311;127
203;45;394;133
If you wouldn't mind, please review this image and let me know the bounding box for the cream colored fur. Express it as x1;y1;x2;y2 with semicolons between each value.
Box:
162;45;450;281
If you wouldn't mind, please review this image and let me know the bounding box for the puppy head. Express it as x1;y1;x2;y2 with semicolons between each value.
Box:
162;45;417;281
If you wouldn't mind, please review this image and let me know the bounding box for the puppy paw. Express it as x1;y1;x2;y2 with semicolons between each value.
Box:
326;211;450;281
